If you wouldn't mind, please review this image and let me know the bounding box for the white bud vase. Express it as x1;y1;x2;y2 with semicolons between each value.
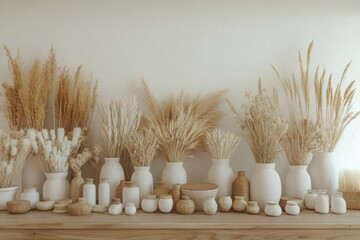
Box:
43;172;70;202
308;152;338;200
285;165;311;199
250;163;281;210
131;166;153;202
83;178;96;206
99;158;125;199
208;159;234;199
99;178;110;207
162;162;187;189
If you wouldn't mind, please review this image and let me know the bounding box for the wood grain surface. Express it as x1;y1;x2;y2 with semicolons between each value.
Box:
0;210;359;239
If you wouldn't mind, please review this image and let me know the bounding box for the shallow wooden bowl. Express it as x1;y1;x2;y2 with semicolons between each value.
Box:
181;183;218;211
7;200;31;214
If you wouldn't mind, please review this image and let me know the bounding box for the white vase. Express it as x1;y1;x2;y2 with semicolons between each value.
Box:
285;165;311;199
162;162;187;189
208;159;234;199
315;191;329;214
99;178;110;207
203;197;217;215
22;155;45;195
131;166;153;202
20;187;40;209
308;152;338;200
218;195;232;212
250;163;282;210
83;178;96;206
122;183;140;209
125;202;137;216
264;201;282;217
285;201;300;216
331;192;346;214
100;158;125;199
43;172;70;202
0;186;18;210
158;194;173;213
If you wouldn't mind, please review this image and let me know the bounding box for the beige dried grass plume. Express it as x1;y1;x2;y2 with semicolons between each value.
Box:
227;80;288;164
339;169;360;193
142;80;225;162
125;128;159;167
205;129;241;159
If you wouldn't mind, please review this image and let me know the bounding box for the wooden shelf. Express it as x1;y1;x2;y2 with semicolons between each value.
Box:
0;210;359;239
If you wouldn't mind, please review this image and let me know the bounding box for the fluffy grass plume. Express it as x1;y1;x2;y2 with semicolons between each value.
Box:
205;129;241;159
272;42;323;165
142;80;225;162
227;80;288;164
125;128;159;167
339;169;360;193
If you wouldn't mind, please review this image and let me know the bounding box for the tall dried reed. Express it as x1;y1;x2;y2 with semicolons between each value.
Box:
143;80;225;162
205;129;241;159
227;80;288;164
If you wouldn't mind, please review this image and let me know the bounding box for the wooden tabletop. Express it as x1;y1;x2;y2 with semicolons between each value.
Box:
0;210;359;239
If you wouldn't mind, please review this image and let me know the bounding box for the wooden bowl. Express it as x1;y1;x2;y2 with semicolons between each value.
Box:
7;200;31;214
280;196;303;210
181;183;218;211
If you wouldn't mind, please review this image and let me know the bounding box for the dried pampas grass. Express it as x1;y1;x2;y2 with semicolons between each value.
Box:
125;128;159;167
205;129;241;159
339;169;360;193
272;42;323;165
227;80;288;164
98;96;142;158
142;80;225;162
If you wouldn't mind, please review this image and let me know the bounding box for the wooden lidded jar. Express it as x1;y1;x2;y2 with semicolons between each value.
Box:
176;196;195;215
153;181;170;198
68;197;92;216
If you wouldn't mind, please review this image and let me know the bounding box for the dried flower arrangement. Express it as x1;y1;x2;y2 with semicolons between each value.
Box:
205;129;241;159
125;128;159;167
0;130;32;188
142;80;225;162
69;146;102;174
29;128;85;173
227;80;288;164
272;42;323;165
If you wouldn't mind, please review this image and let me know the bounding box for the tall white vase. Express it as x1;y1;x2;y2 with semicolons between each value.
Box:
162;162;187;189
208;159;234;199
308;152;338;200
99;157;125;199
250;163;281;210
22;155;45;195
0;186;18;210
131;166;153;202
285;165;311;199
43;172;70;201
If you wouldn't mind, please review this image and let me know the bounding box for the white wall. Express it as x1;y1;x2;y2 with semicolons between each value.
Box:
1;0;360;191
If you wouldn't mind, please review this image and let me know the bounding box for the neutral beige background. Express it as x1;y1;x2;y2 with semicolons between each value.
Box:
0;0;360;191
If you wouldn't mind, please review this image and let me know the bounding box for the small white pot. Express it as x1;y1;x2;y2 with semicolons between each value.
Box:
233;196;247;212
158;194;173;213
219;195;232;212
108;203;123;215
285;201;300;216
0;186;18;210
304;189;317;210
125;203;137;216
141;194;158;213
264;201;282;217
203;197;217;215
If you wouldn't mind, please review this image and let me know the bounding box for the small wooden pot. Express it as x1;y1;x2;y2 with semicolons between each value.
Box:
7;200;31;214
176;196;195;215
68;198;92;216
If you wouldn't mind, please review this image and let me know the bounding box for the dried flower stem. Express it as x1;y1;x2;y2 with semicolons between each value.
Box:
205;129;241;159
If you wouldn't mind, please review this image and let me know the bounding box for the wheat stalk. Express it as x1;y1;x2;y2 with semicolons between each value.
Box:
142;80;225;162
339;169;360;193
205;128;241;159
227;80;288;164
125;127;159;167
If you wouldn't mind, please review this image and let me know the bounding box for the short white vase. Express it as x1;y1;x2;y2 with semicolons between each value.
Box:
208;158;234;199
162;162;187;189
131;166;153;202
43;172;70;202
285;165;311;199
99;158;125;199
0;186;18;210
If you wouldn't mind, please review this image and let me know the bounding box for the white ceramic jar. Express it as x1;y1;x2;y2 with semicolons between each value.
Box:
99;178;110;207
246;201;260;214
83;178;96;206
162;162;187;189
233;196;247;212
141;194;158;213
250;163;282;210
264;201;282;217
99;158;125;199
0;186;18;210
208;159;234;199
108;200;123;216
203;197;217;215
285;201;300;216
315;191;329;214
219;195;232;212
131;166;153;202
125;203;137;215
285;165;311;199
304;189;317;210
331;192;346;214
158;194;173;213
122;182;140;209
43;172;70;202
20;187;40;209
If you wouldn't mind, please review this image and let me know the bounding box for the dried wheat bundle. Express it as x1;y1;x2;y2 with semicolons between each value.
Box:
339;169;360;193
1;46;25;131
227;80;288;164
205;128;241;159
143;80;225;162
0;130;32;188
125;128;159;167
272;42;323;165
98;96;142;158
29;128;85;173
